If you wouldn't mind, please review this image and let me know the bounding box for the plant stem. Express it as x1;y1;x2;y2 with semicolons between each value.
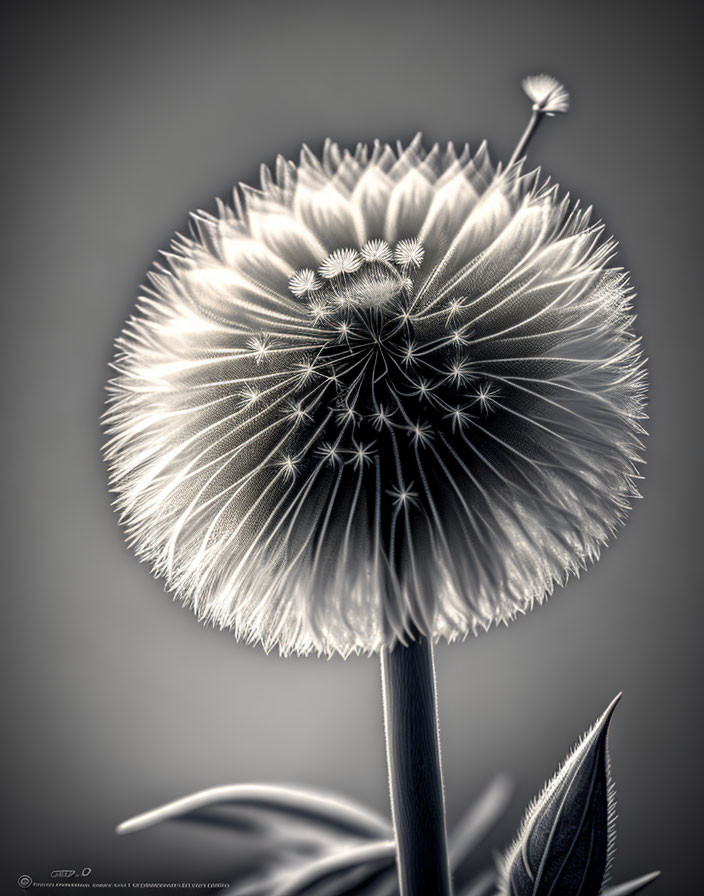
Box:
381;634;452;896
508;108;545;168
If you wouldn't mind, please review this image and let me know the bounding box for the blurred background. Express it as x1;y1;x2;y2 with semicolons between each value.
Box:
3;1;702;892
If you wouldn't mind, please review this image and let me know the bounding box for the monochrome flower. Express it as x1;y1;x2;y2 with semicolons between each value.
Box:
103;134;646;656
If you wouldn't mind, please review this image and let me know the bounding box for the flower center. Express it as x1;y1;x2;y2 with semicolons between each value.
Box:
287;240;427;412
290;239;423;321
279;238;486;484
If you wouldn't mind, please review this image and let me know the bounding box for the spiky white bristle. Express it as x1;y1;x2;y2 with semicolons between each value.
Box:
103;134;646;657
522;74;571;115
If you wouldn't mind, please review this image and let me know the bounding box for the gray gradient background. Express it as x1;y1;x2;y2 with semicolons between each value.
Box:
3;1;702;892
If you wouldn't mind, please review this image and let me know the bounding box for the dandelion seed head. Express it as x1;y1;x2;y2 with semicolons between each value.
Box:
104;132;646;656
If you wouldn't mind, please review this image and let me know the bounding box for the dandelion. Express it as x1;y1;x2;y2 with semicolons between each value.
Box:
447;324;471;346
111;128;641;660
105;76;647;896
335;402;359;430
306;296;329;325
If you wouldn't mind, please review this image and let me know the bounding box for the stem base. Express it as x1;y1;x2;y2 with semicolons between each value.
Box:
381;635;452;896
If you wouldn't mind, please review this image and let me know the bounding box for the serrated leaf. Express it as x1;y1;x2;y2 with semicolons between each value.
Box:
499;694;620;896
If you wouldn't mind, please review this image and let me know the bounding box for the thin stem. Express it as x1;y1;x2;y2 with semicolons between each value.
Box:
381;634;452;896
508;108;544;168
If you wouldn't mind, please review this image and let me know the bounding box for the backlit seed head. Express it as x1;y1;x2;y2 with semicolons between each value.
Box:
104;133;646;656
